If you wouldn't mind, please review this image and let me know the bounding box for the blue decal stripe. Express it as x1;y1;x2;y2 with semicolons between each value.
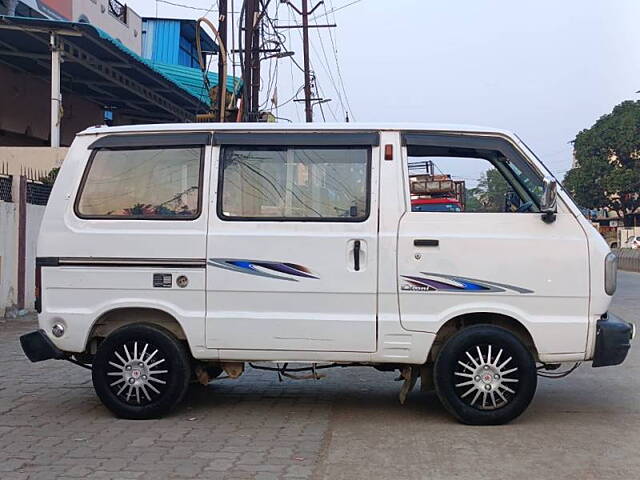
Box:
401;273;532;294
208;258;319;281
456;280;489;291
255;262;318;279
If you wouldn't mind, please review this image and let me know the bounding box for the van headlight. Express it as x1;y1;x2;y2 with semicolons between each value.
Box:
605;252;618;296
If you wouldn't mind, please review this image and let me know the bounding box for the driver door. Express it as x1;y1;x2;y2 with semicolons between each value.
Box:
397;133;590;356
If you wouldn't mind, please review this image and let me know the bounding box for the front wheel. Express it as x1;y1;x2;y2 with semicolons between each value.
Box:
92;324;191;419
434;325;537;425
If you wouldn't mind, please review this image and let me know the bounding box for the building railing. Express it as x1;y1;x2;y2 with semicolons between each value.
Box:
108;0;128;25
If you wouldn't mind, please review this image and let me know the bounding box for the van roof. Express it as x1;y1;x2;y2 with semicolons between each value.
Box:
80;122;516;137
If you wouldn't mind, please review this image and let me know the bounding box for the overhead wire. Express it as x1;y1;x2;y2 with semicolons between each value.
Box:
261;2;306;119
156;0;241;13
288;5;301;121
313;77;327;121
309;0;363;21
285;8;334;122
312;12;346;118
257;6;278;111
234;0;356;122
322;0;354;120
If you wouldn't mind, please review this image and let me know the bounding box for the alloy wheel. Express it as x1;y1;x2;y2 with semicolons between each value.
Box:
453;343;520;410
106;341;169;406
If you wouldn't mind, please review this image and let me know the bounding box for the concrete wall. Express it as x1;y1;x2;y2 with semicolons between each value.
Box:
72;0;143;54
0;201;17;313
0;147;68;176
25;204;45;309
0;64;103;147
0;200;46;315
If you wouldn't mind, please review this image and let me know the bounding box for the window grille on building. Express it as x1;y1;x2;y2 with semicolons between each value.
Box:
0;175;12;203
26;181;53;206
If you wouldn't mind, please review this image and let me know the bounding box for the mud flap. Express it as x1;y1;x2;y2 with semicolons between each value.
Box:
398;366;419;404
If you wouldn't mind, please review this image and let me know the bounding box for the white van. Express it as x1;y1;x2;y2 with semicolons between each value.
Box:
20;123;634;425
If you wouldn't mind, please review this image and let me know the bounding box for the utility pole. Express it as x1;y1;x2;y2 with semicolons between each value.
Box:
217;0;227;122
242;0;262;121
242;0;255;120
250;3;261;121
239;1;289;121
279;1;336;122
301;0;312;122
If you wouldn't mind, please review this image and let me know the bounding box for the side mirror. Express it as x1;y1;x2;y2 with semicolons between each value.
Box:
540;177;557;223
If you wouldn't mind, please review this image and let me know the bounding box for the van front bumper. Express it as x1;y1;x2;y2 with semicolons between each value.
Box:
20;330;65;362
592;313;635;367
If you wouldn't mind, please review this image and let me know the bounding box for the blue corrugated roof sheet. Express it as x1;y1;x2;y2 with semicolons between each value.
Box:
95;27;241;99
148;62;241;104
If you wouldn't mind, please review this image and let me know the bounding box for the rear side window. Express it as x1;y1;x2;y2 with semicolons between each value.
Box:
76;147;203;219
219;146;370;221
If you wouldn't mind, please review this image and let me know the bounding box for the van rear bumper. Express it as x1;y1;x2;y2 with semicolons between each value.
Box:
592;313;635;367
20;330;65;362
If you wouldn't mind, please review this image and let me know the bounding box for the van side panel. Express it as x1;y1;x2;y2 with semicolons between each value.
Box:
39;267;206;354
35;126;599;366
37;135;211;355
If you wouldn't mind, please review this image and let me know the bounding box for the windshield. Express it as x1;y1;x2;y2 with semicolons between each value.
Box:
501;155;544;203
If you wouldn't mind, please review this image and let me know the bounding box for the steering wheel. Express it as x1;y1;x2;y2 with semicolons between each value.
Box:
516;200;534;213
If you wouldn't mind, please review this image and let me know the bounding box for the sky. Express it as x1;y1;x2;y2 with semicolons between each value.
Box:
127;0;640;178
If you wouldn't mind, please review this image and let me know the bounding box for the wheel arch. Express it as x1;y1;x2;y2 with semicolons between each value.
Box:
86;307;187;354
430;312;539;362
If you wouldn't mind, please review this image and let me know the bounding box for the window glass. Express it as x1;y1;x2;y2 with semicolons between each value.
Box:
220;146;369;220
412;202;462;212
77;147;202;219
407;144;542;214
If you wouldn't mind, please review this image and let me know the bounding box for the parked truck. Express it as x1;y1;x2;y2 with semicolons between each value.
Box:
409;161;466;212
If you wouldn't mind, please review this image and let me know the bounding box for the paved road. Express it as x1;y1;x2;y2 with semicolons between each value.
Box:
1;272;638;480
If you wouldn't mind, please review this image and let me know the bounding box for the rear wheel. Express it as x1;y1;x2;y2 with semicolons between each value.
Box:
434;325;537;425
92;324;190;419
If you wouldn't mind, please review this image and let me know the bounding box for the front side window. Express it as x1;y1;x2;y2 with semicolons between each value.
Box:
76;147;202;219
406;138;543;213
219;146;370;221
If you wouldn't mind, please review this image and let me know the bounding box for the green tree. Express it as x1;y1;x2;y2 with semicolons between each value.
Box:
465;186;483;212
39;167;59;185
467;168;510;212
564;100;640;222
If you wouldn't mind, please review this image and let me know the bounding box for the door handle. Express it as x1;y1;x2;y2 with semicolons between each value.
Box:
354;240;361;271
414;239;439;247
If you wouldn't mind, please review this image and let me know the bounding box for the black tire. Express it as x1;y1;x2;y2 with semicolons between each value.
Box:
92;323;190;420
434;325;537;425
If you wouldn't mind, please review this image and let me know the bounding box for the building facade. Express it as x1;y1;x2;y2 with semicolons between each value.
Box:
1;0;143;53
